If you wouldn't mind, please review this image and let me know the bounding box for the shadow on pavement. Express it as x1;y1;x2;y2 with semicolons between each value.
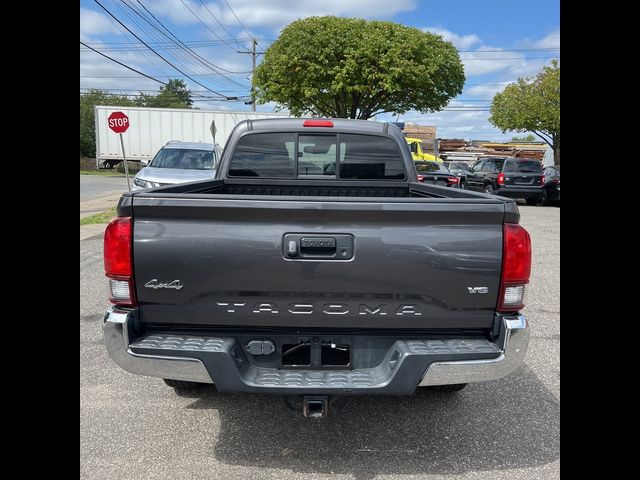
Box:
182;365;559;479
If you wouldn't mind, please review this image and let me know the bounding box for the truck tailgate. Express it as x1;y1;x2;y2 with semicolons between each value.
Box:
132;196;504;330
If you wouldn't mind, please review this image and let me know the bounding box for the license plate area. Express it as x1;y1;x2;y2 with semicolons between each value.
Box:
281;337;352;369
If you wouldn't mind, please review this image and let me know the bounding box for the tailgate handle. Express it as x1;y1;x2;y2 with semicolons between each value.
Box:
283;234;354;260
300;237;336;255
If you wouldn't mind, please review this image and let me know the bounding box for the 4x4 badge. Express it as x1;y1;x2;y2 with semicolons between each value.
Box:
144;279;183;290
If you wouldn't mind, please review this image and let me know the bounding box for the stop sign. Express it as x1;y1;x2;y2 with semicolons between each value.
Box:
107;111;130;133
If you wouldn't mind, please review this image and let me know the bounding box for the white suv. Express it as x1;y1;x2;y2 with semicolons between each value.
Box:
132;141;222;190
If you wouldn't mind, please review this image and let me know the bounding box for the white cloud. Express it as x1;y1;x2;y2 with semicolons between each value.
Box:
464;82;512;100
419;27;559;77
80;46;161;91
80;8;120;41
151;0;416;30
461;47;523;76
421;27;481;49
521;29;560;49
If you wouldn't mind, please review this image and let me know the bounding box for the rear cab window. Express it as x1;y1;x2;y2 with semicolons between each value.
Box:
228;132;406;180
504;159;543;173
415;162;449;173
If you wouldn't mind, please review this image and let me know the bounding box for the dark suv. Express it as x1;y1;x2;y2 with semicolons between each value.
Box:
466;157;544;205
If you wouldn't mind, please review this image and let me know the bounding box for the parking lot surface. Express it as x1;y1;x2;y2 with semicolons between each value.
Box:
80;205;559;480
80;174;129;203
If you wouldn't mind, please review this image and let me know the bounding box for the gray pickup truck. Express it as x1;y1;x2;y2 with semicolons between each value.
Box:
103;118;531;417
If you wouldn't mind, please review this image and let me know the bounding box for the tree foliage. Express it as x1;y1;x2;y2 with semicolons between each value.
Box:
135;79;193;108
511;134;536;142
253;16;465;119
490;61;560;164
80;89;135;158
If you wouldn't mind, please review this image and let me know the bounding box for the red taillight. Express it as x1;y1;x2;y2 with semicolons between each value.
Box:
417;174;425;182
497;223;531;312
540;175;545;185
303;119;333;127
552;179;560;184
497;172;505;185
446;176;459;184
104;216;136;306
104;217;132;276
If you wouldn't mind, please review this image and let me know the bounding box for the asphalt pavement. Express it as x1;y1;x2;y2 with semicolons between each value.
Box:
80;205;559;480
80;174;130;203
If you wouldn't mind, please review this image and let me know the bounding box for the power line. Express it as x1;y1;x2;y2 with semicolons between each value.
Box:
117;0;241;93
93;0;230;98
79;85;249;98
177;0;238;52
223;0;257;43
112;0;214;81
80;72;250;78
196;0;243;47
79;90;250;102
131;0;249;85
80;41;168;87
81;38;270;46
80;87;247;94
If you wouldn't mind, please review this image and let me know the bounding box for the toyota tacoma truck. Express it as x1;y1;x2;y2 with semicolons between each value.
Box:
103;118;531;417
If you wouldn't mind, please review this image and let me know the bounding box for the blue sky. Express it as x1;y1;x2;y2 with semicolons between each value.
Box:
80;0;559;141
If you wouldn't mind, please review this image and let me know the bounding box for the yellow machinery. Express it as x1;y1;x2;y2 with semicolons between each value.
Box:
406;137;442;162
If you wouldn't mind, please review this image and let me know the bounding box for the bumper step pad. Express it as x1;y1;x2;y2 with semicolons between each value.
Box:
130;334;500;395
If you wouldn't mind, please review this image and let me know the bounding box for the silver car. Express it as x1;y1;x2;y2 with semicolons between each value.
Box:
132;141;222;190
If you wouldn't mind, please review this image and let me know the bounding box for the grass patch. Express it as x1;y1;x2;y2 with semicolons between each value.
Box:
80;170;124;176
80;207;117;226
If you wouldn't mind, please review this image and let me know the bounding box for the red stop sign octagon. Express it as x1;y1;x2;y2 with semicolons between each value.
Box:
108;111;130;133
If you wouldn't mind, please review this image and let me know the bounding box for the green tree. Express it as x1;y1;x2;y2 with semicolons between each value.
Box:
490;61;560;165
253;16;465;119
80;89;135;158
511;134;536;142
137;79;193;108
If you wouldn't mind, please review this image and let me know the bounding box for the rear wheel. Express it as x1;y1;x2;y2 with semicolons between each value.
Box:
163;379;207;390
427;383;467;392
526;197;541;206
484;184;494;195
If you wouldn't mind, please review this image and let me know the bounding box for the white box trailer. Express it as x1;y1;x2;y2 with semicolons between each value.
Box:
94;106;291;167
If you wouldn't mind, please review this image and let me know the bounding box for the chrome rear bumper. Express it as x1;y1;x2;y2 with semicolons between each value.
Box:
103;307;528;390
102;308;213;384
418;315;529;386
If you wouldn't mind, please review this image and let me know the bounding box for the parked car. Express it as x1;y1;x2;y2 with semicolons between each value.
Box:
465;157;544;205
414;161;460;187
103;118;531;417
542;166;560;205
131;141;222;191
443;161;472;188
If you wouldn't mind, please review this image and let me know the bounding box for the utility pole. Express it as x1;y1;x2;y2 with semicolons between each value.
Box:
238;39;263;111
